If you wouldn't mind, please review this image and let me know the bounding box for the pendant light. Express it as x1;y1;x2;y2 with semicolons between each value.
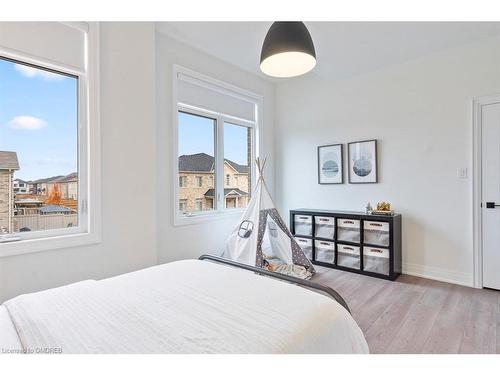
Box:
260;21;316;78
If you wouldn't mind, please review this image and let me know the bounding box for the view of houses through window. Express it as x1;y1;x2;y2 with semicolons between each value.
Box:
223;122;252;209
178;111;252;215
0;57;78;235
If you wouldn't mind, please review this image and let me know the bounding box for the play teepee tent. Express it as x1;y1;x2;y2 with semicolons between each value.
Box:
224;158;315;279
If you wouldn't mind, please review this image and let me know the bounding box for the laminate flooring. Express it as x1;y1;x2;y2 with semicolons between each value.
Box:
312;266;500;353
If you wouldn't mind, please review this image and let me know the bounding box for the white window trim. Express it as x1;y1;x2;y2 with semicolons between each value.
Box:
0;22;101;257
172;65;262;226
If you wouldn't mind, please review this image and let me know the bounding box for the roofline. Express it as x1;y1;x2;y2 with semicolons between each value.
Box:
203;188;248;198
179;170;214;174
224;160;240;173
178;168;249;175
225;189;247;197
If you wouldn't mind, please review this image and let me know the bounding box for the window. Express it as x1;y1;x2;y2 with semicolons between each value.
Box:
177;112;215;215
179;200;187;212
174;67;260;223
196;176;203;187
177;110;254;216
0;22;100;257
195;199;203;211
0;57;78;233
179;176;187;187
224;122;252;209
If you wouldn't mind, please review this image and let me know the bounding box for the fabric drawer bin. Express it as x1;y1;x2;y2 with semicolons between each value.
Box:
363;221;390;247
314;216;335;239
337;244;361;269
294;215;313;236
363;246;390;275
337;219;361;243
294;237;313;260
314;240;335;264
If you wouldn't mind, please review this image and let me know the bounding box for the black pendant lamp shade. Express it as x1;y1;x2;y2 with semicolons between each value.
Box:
260;22;316;78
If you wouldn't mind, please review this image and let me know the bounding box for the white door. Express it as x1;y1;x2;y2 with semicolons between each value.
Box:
482;101;500;290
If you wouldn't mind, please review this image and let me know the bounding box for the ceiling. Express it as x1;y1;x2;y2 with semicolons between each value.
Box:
156;22;500;82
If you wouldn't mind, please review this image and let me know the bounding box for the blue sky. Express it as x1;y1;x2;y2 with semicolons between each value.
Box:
178;112;249;166
0;58;78;181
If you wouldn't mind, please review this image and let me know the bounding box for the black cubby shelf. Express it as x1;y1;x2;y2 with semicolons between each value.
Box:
290;209;402;281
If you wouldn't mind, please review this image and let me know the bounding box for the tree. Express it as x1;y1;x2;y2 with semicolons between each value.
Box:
45;184;61;205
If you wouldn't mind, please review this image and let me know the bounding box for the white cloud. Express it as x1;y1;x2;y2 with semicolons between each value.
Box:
8;116;47;130
14;64;64;81
37;157;72;167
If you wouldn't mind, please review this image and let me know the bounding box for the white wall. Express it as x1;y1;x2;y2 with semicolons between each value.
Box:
0;23;158;302
275;36;500;286
155;32;275;264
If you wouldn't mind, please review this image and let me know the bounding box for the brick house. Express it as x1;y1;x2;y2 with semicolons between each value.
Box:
0;151;20;232
178;153;249;213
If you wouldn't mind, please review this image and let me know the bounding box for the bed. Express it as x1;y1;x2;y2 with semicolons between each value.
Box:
0;257;368;354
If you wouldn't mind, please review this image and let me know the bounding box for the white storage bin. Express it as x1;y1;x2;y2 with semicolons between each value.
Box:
294;237;313;260
337;219;361;243
364;221;390;247
363;246;390;275
314;240;335;264
337;244;361;269
314;216;335;239
294;215;313;236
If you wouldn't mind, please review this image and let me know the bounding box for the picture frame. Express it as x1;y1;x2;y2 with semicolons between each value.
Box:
348;139;378;184
317;144;343;184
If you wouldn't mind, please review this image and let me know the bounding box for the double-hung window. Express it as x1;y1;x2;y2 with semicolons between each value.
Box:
0;22;100;256
195;176;203;187
174;66;261;224
179;176;187;187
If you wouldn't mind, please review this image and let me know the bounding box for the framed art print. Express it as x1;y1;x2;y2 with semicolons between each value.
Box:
348;139;378;183
318;144;343;184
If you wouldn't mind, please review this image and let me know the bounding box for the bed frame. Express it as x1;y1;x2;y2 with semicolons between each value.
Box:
198;254;351;314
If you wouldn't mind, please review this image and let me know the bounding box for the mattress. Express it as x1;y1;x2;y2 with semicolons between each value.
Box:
0;259;368;354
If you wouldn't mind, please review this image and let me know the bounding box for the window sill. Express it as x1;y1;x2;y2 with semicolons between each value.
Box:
0;231;101;258
173;209;244;227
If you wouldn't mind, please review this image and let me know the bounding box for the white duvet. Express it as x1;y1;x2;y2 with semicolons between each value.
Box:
1;259;368;354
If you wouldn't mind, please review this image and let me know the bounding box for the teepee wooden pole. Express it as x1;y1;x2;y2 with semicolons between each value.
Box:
255;157;264;180
261;157;267;174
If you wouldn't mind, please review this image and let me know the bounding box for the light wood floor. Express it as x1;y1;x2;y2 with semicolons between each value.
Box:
312;266;500;353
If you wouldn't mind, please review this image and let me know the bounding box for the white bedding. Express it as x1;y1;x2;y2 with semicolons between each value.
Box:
1;259;368;354
0;306;23;353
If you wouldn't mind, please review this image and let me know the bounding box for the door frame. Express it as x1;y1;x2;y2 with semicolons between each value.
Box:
472;93;500;288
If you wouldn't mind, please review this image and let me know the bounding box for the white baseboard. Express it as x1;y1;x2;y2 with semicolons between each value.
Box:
402;262;473;287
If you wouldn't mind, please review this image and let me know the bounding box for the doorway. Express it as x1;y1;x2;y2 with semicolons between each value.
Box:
473;94;500;289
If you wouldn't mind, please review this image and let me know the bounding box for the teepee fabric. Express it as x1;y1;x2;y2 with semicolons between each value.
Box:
224;159;315;278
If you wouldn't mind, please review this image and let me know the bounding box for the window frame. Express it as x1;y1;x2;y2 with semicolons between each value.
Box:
179;176;187;188
195;176;203;187
172;65;262;226
179;200;187;212
0;22;101;257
